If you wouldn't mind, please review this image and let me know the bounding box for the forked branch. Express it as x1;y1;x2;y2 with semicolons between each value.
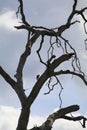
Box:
29;105;87;130
27;53;74;107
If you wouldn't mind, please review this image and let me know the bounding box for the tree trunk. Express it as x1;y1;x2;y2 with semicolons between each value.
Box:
16;107;30;130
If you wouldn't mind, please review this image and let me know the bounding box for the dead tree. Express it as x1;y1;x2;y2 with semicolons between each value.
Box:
0;0;87;130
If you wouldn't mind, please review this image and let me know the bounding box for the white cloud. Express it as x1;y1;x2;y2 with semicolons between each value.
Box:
28;115;45;129
53;119;84;130
0;9;21;31
0;105;86;130
0;106;20;130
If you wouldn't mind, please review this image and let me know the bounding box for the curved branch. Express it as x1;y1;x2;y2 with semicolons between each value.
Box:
53;70;87;85
15;0;78;37
37;35;47;66
57;0;78;36
15;0;87;40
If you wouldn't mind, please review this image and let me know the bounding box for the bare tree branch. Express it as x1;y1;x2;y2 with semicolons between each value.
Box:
27;70;48;107
17;0;30;26
27;53;74;107
30;105;86;130
63;115;87;128
57;0;77;36
76;7;87;22
15;32;40;84
37;35;47;66
51;53;74;70
15;0;87;40
53;70;87;85
0;66;16;88
0;66;27;107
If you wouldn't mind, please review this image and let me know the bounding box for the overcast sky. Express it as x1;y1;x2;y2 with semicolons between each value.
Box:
0;0;87;130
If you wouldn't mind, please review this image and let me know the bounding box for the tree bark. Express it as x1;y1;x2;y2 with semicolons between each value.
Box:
16;107;30;130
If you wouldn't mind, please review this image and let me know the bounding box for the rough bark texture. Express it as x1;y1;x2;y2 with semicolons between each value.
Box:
16;107;30;130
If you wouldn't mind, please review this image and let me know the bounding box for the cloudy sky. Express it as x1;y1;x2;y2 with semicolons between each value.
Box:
0;0;87;130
